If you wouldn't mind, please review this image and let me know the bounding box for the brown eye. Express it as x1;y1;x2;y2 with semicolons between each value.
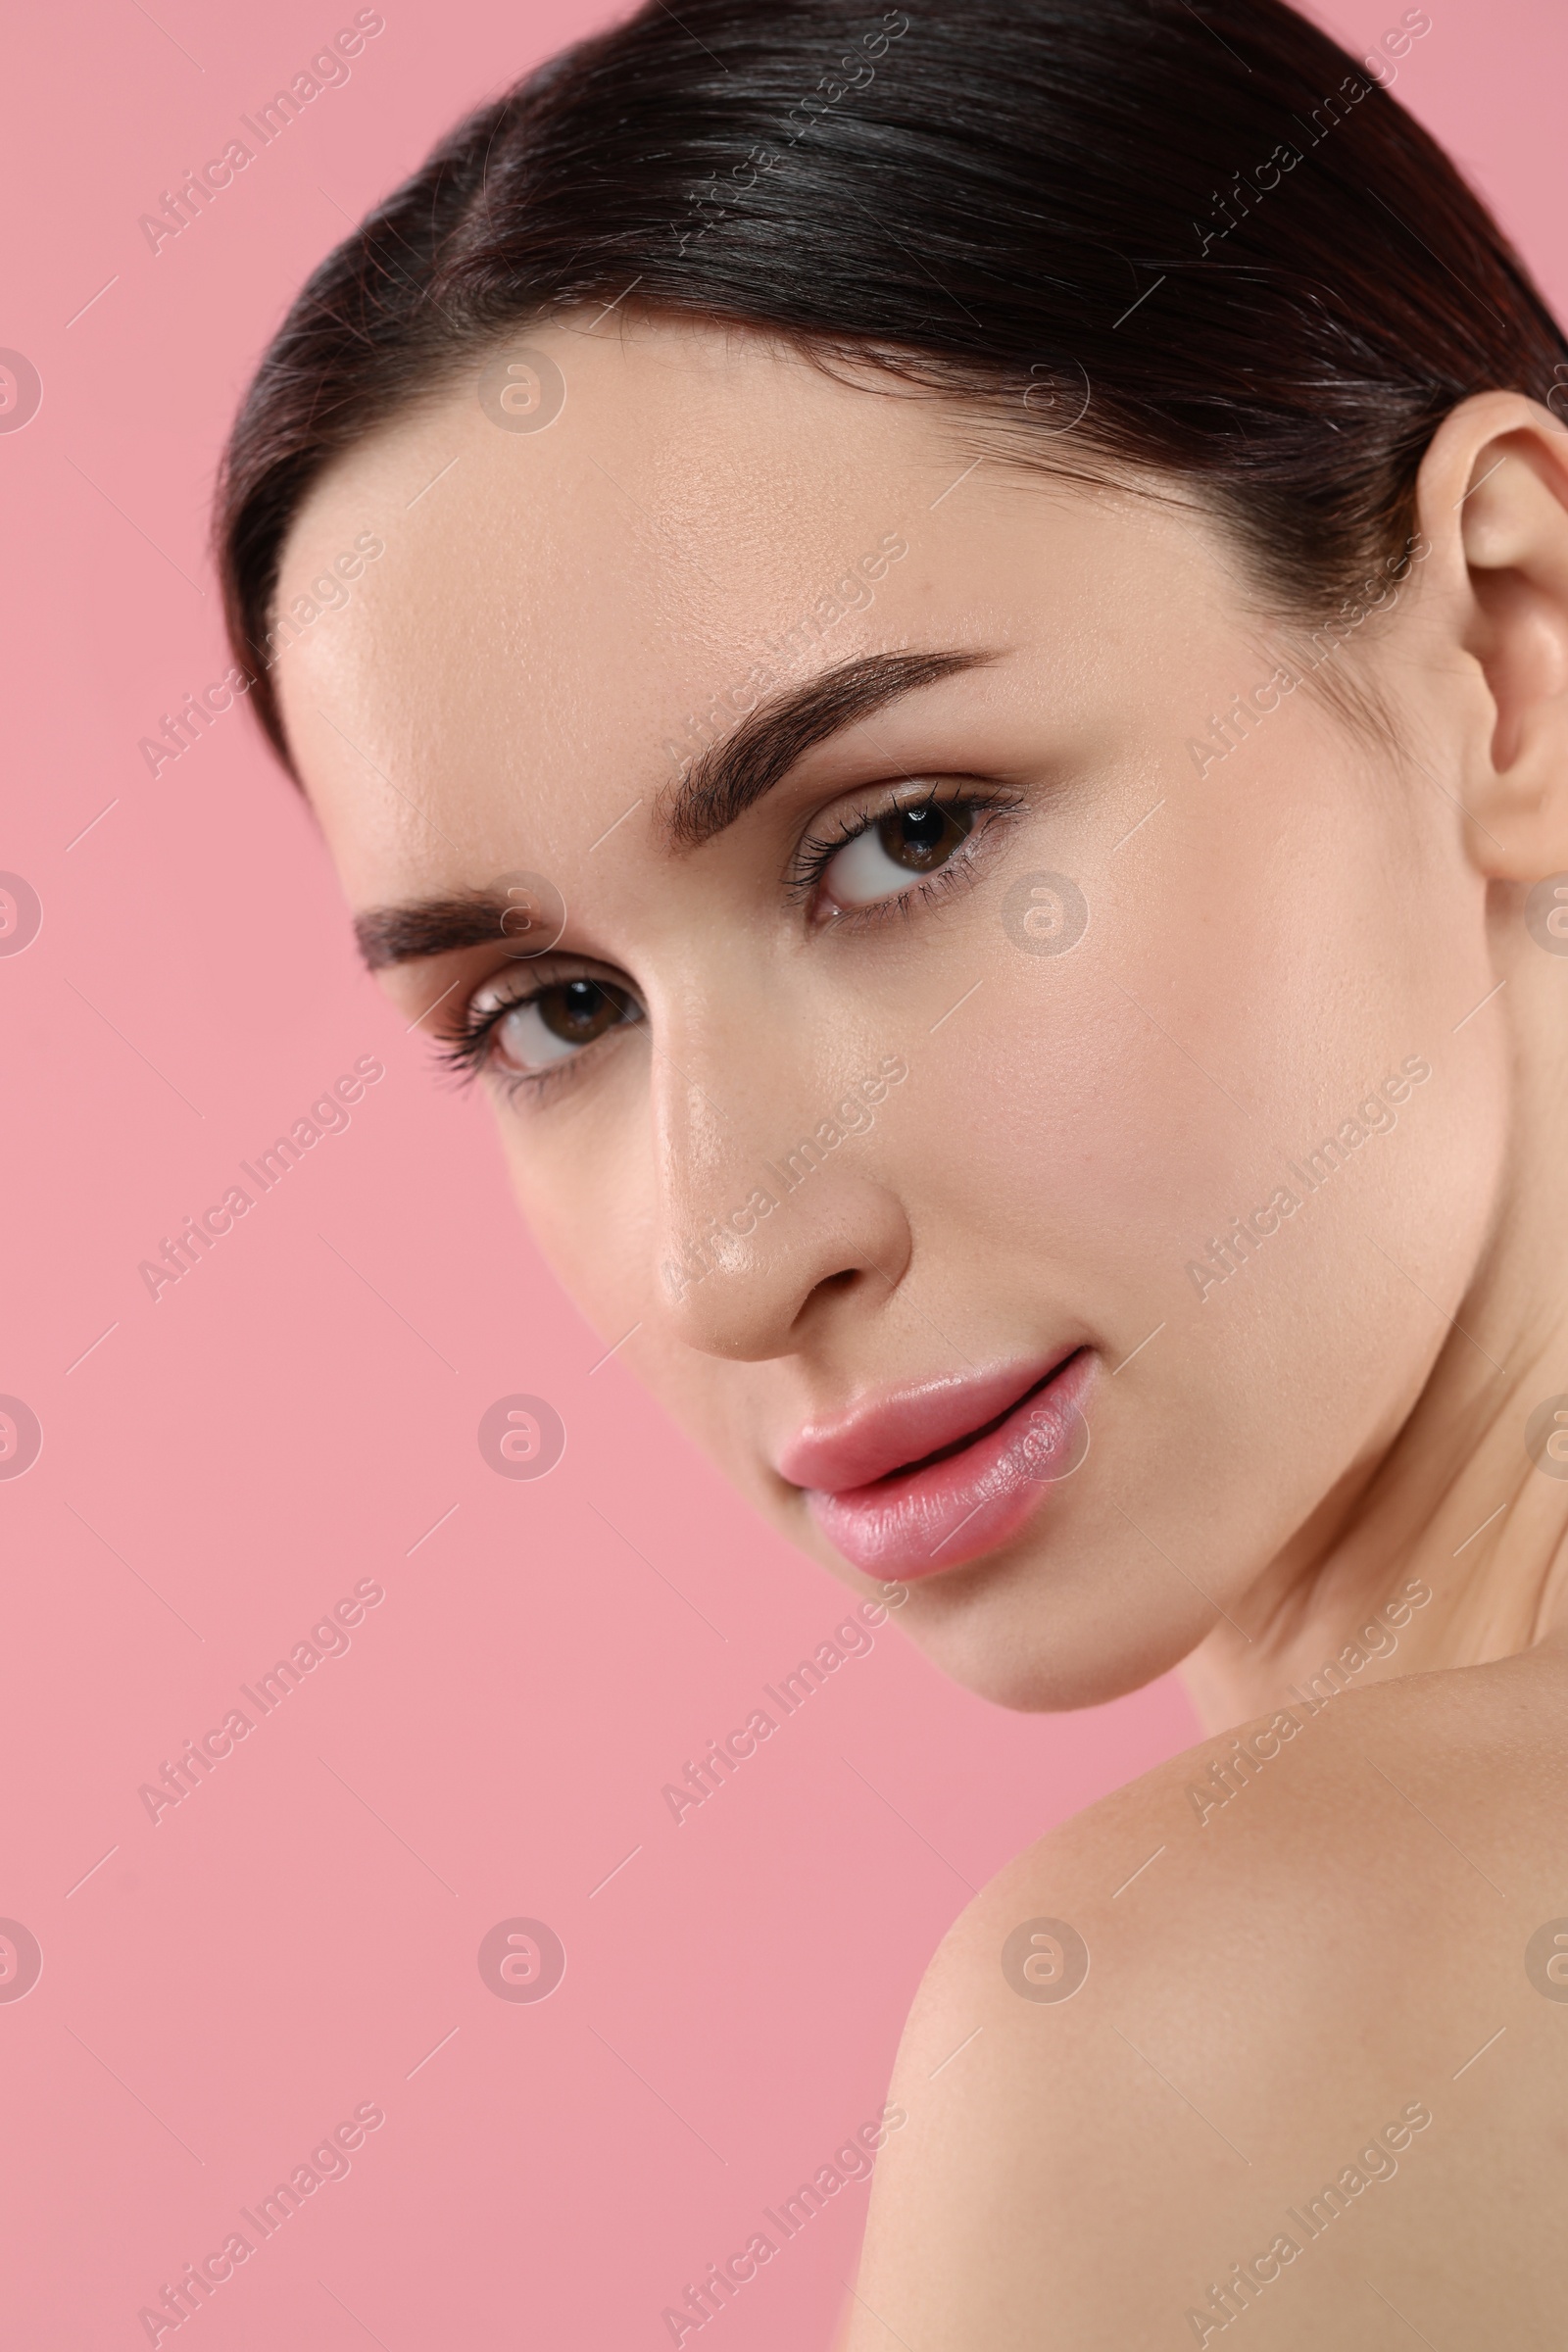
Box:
875;802;975;872
820;798;980;910
537;979;631;1046
490;978;642;1074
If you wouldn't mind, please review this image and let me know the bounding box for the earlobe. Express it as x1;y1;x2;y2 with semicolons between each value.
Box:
1416;392;1568;880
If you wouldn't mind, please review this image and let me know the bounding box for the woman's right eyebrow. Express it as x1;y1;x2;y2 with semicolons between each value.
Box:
354;894;530;971
352;643;1001;971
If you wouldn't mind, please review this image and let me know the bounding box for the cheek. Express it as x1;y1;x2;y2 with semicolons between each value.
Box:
496;1098;745;1454
913;710;1501;1560
501;1106;650;1320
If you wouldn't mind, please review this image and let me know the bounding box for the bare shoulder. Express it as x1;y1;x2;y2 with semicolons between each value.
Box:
846;1648;1568;2351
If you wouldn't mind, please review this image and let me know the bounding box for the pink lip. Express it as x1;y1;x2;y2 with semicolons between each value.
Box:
779;1350;1095;1582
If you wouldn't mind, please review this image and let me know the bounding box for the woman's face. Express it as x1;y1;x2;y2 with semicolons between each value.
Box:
277;315;1506;1709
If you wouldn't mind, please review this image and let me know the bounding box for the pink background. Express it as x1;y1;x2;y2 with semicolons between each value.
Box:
1;2;1560;2343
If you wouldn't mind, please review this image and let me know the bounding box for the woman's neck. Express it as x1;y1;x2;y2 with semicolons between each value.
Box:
1185;953;1568;1736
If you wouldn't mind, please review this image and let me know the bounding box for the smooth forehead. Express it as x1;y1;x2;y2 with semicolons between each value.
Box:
272;314;1210;897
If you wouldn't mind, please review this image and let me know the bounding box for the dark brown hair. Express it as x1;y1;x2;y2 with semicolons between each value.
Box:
215;0;1567;775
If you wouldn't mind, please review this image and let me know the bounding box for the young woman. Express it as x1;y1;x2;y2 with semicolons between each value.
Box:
216;0;1568;2337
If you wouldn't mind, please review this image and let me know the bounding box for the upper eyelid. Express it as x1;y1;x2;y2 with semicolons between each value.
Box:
795;775;947;840
442;969;642;1090
465;952;624;1017
807;809;1013;937
444;959;612;1059
788;778;1015;882
799;772;1006;839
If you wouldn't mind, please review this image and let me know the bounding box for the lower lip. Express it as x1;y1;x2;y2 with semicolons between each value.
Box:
806;1351;1095;1582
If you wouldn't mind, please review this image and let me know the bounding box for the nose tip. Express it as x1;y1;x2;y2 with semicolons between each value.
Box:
657;1176;911;1364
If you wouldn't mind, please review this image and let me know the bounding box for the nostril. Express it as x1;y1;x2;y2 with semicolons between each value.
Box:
810;1267;865;1301
797;1264;876;1326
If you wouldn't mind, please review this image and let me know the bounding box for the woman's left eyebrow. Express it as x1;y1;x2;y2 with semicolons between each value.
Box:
659;644;1001;852
353;644;1002;969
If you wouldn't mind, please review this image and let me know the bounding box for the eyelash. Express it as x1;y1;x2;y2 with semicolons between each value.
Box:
438;783;1022;1098
785;782;1023;922
434;973;616;1101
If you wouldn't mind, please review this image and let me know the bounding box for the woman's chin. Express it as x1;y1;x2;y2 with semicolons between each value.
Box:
796;1508;1205;1716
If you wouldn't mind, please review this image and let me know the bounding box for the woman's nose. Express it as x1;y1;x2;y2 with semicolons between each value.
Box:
648;1047;914;1362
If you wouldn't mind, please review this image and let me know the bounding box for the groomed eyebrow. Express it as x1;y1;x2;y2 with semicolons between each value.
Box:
354;892;529;973
660;644;1001;851
353;644;1000;970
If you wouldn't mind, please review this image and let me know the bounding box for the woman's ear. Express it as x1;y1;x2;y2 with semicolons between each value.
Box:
1413;390;1568;880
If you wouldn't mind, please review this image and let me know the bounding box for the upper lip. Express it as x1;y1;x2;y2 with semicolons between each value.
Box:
776;1353;1079;1495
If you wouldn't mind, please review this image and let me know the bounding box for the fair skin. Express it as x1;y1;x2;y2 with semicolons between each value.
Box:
275;316;1568;2342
